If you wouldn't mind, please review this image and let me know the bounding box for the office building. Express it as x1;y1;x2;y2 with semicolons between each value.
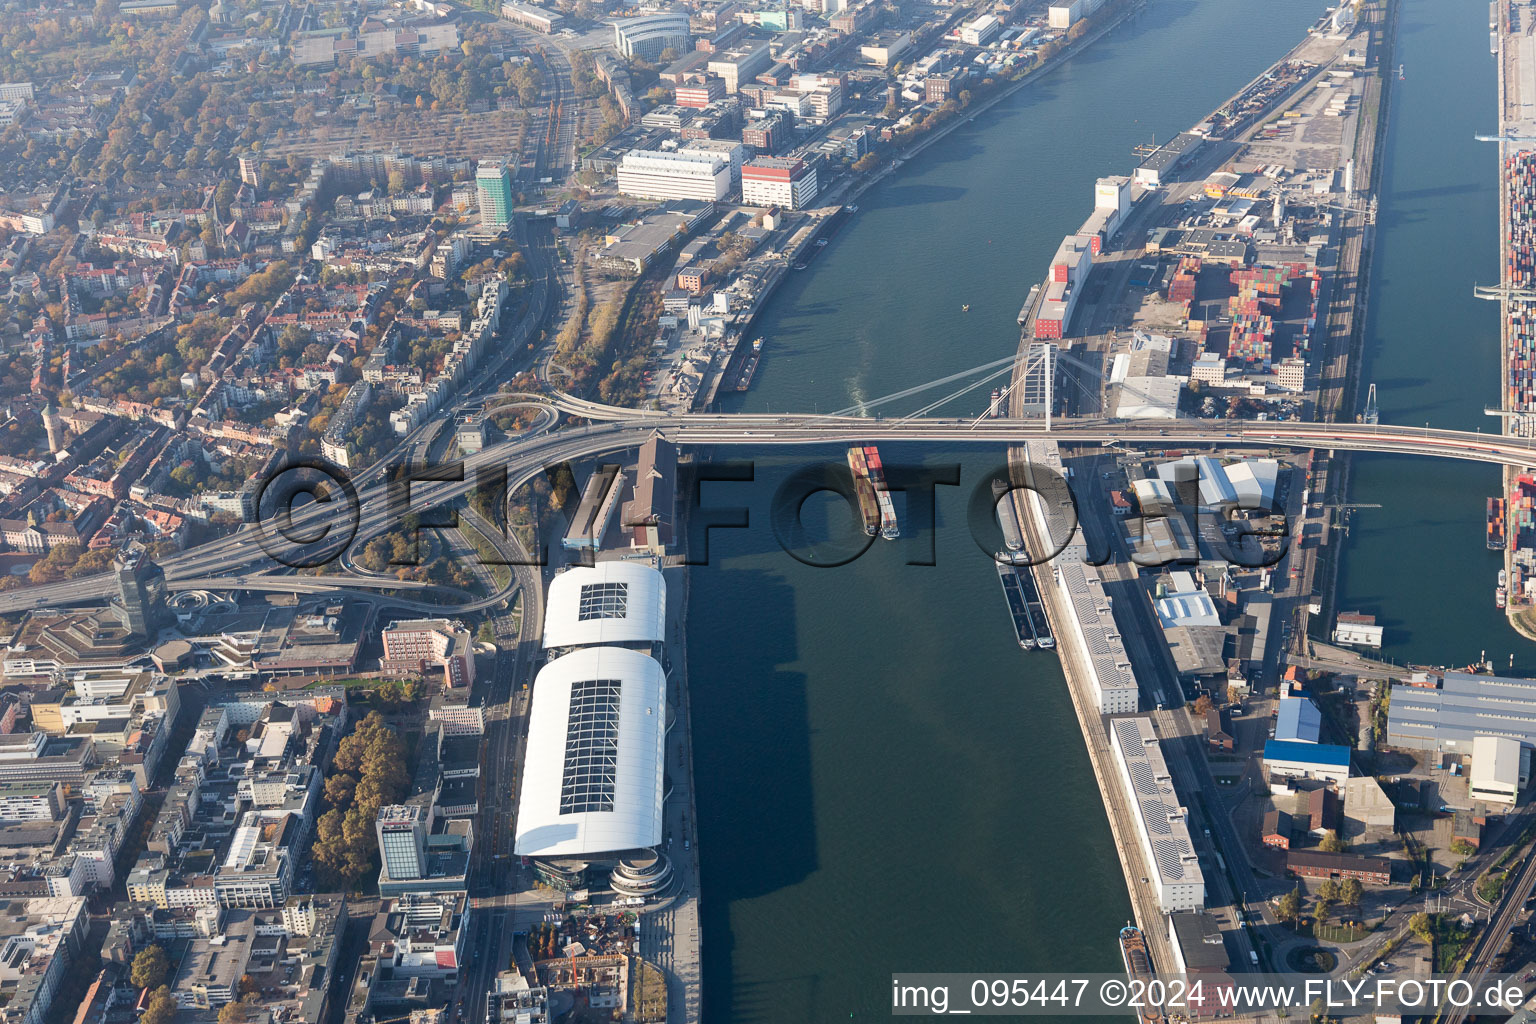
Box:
741;157;818;209
377;804;428;883
380;619;476;688
614;12;692;60
476;161;514;230
617;150;731;202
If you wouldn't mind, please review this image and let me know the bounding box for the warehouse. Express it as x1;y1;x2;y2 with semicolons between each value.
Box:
1109;717;1204;913
1285;850;1390;885
1275;695;1322;744
543;562;667;652
1134;132;1205;187
1261;740;1350;785
1386;671;1536;752
1470;735;1529;806
513;647;666;859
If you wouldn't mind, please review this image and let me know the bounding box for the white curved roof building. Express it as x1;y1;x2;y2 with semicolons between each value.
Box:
514;647;666;858
543;562;666;650
613;12;691;60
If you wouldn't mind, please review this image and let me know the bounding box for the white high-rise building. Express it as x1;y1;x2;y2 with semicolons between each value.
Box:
617;150;731;202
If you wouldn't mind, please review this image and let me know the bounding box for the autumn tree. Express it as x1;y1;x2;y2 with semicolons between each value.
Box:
141;988;177;1024
130;944;170;990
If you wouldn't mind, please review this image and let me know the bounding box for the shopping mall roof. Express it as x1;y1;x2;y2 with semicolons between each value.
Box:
513;647;666;859
542;562;666;650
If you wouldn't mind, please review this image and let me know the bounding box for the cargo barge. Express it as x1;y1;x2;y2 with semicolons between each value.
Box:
1490;496;1508;550
997;562;1038;649
734;338;764;391
1018;563;1054;649
994;478;1026;558
1118;926;1165;1024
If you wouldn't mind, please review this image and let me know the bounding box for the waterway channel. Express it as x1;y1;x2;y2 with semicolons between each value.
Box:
1332;0;1526;671
685;0;1326;1019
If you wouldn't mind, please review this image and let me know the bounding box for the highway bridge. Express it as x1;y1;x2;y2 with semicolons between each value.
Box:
4;411;1528;615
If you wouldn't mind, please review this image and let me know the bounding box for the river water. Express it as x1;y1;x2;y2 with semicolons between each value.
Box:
1332;0;1527;671
685;1;1326;1020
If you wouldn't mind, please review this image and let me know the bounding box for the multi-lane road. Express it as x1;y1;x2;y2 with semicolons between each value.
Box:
13;412;1536;615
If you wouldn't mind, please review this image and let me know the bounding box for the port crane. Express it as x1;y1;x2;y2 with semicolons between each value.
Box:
1473;132;1536;143
1474;283;1536;303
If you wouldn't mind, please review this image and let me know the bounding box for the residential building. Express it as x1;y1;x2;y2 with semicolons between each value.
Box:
476;162;514;231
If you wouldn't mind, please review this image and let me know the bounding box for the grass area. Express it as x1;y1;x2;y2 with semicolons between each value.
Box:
458;521;514;591
1293;918;1371;943
631;959;667;1023
1434;916;1475;973
1478;869;1507;904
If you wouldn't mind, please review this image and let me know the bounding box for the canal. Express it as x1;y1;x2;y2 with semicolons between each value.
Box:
685;0;1324;1020
1333;0;1523;670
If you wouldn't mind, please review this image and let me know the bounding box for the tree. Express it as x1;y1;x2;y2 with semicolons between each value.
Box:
1339;877;1363;908
1318;830;1348;854
219;994;259;1024
1313;900;1332;928
1408;912;1434;946
130;945;170;990
1315;878;1339;903
478;621;496;643
1275;888;1302;924
142;988;177;1024
1191;694;1213;717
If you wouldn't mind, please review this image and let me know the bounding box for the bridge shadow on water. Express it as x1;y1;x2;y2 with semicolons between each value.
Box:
689;567;818;1023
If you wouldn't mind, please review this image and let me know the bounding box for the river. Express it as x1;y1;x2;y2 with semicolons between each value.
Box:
1332;0;1526;671
685;0;1327;1020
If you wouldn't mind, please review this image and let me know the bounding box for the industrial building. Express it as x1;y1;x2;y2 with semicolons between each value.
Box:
1035;234;1092;340
617;149;732;202
623;435;677;555
1048;0;1106;28
741;156;819;209
959;13;1001;45
1134;132;1204;188
542;562;667;652
513;647;666;859
563;466;625;552
1261;740;1350;785
1470;735;1530;806
1275;695;1322;744
613;12;692;61
1154;456;1279;511
1332;612;1383;648
1386;670;1536;752
1109;717;1204;913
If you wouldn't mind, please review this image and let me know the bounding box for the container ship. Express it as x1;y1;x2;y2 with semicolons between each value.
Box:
1118;927;1166;1024
1490;496;1508;550
997;562;1038;649
847;445;899;540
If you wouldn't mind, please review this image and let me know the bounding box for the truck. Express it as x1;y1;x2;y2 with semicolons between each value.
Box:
1250;951;1260;967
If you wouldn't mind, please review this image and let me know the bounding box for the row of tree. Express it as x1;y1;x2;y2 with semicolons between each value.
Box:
312;712;409;886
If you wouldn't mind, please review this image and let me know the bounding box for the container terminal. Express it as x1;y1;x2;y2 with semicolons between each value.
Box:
997;0;1392;972
1492;0;1536;626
